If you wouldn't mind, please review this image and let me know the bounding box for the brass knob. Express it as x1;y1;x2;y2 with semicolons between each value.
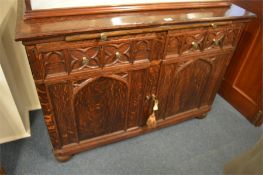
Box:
211;23;217;28
82;57;88;65
213;36;225;47
213;39;220;46
115;51;121;59
191;42;199;49
100;33;107;41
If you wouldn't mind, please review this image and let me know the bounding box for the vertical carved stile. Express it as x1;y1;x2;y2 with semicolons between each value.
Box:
69;80;80;143
141;65;160;124
125;72;131;131
25;46;44;80
159;32;168;60
127;70;147;128
64;49;70;75
35;84;62;149
48;81;79;145
99;45;105;68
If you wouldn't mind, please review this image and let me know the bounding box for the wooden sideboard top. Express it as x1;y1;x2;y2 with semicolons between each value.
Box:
16;4;255;41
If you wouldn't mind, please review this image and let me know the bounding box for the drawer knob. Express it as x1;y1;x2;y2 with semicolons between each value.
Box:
115;51;121;59
100;33;108;41
211;23;217;28
213;39;219;46
213;36;224;46
82;57;88;65
146;94;158;129
191;42;199;50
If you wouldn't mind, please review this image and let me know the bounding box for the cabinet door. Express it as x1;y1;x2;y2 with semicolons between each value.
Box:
47;68;155;144
158;53;231;119
47;75;129;144
72;74;129;141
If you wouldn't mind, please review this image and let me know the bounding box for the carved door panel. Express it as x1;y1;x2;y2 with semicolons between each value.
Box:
73;75;129;141
46;67;158;144
73;69;159;141
158;53;231;119
47;76;129;145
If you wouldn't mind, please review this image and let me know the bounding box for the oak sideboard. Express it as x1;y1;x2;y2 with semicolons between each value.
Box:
16;0;255;161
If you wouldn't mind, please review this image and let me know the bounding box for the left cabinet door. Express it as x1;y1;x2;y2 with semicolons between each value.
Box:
72;75;129;141
46;74;129;144
46;68;152;145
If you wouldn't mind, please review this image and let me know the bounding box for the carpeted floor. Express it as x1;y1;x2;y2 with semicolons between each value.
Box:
0;96;262;175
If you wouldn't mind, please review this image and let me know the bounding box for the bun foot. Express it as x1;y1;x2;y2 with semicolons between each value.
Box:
196;113;207;119
54;152;73;162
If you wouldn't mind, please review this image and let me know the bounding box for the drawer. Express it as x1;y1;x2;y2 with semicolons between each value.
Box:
166;24;243;58
37;32;166;78
166;28;207;57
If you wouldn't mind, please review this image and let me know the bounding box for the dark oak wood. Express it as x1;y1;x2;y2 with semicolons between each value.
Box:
158;52;234;119
219;0;262;126
54;105;211;157
23;1;231;19
53;151;73;162
16;1;254;162
196;113;208;119
15;4;255;42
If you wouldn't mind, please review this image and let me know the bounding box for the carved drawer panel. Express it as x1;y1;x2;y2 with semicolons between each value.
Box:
37;32;165;78
166;28;207;58
204;27;226;50
223;25;244;47
68;32;166;73
205;24;243;49
68;42;133;74
69;46;100;70
166;24;243;59
42;50;68;78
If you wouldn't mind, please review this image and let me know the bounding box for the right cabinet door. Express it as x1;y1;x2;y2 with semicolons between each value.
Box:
158;53;232;119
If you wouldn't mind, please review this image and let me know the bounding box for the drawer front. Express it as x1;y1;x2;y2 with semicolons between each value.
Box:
68;42;134;72
166;24;243;58
37;32;166;78
41;50;68;78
